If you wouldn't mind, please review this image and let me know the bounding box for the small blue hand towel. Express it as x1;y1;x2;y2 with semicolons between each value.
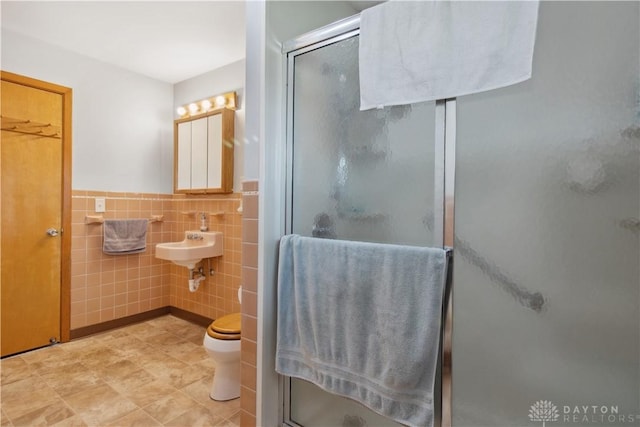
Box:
276;234;449;427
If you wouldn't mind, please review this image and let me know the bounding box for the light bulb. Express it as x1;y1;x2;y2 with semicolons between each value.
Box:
201;99;212;111
176;106;187;116
188;103;199;114
215;95;226;107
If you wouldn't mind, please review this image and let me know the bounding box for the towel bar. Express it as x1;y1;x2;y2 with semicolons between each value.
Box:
84;215;163;224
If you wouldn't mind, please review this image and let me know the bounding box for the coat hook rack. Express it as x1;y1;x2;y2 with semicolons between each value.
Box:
1;115;61;139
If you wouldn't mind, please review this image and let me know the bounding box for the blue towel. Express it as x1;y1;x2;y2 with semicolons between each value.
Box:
276;234;448;427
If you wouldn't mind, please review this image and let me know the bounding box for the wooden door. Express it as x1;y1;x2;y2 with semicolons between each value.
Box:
1;72;72;357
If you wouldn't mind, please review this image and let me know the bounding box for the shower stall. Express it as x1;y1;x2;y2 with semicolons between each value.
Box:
275;2;639;426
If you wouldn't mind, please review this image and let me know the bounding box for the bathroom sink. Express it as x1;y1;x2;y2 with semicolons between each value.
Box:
155;231;223;269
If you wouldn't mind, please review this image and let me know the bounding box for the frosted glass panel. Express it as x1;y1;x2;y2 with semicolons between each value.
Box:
207;114;222;189
452;3;640;426
291;35;436;246
191;117;207;189
176;122;191;190
289;34;437;426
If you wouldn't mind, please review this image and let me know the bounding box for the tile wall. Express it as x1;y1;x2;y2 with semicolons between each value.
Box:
169;195;242;320
240;180;258;426
70;190;242;330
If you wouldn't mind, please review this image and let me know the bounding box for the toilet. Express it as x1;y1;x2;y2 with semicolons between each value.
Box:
203;289;242;401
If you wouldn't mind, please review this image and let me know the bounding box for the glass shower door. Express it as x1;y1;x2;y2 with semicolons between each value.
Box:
286;32;439;426
452;2;640;426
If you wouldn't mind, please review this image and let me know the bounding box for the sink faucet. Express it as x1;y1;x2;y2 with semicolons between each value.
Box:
200;212;208;232
187;233;203;240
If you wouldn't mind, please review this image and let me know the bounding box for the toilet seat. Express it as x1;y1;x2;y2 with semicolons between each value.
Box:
207;313;241;340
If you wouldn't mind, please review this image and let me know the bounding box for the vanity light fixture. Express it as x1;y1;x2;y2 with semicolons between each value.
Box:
176;91;238;118
188;103;199;115
201;99;212;110
215;95;226;107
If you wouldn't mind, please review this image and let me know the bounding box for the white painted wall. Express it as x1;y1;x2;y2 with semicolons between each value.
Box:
173;60;246;193
246;1;359;424
1;30;174;193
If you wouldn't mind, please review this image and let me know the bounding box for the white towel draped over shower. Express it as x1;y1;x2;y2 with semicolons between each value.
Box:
359;0;540;110
276;235;449;427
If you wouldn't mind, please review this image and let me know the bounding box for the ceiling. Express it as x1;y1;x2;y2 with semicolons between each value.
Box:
1;1;383;84
1;1;247;84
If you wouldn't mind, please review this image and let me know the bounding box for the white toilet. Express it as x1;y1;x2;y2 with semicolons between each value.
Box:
203;288;242;401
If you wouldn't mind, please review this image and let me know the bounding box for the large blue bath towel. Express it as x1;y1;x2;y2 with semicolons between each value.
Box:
276;234;449;427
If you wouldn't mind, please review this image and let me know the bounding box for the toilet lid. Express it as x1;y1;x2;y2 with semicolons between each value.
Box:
207;313;241;340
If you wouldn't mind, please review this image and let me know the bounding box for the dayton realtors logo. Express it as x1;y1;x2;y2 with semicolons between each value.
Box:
529;400;640;425
529;400;559;426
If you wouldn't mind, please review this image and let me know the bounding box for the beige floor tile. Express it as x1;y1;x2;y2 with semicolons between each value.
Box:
142;391;201;424
64;383;138;426
141;354;207;388
161;319;205;337
105;336;155;360
161;339;204;360
120;378;175;408
163;362;209;389
10;399;75;427
40;364;104;397
75;346;124;370
1;409;13;427
194;358;217;378
123;322;158;339
138;350;180;369
106;368;158;394
225;409;241;426
90;329;130;343
144;315;178;329
94;359;143;383
1;377;61;420
106;409;162;427
0;316;242;427
182;378;241;420
181;377;216;406
18;346;66;365
174;345;210;364
0;357;34;386
20;347;78;374
55;337;94;353
184;331;207;346
141;331;186;347
164;405;226;427
212;405;241;424
146;315;187;329
50;415;87;427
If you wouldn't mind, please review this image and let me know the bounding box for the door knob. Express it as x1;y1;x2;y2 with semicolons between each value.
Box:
46;228;59;237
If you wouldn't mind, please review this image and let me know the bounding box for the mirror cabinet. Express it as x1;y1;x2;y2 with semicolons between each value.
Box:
174;107;234;194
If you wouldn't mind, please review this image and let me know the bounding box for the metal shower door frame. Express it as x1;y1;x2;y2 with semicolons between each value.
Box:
281;14;456;427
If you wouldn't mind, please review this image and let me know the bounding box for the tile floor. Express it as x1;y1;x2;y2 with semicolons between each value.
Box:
1;315;240;426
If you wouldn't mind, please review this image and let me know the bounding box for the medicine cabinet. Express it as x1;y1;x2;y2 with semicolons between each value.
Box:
174;108;234;194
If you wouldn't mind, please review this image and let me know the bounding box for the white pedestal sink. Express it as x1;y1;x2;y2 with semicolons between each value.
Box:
155;231;223;269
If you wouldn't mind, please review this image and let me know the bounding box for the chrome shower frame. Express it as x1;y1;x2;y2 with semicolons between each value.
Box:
281;14;456;427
